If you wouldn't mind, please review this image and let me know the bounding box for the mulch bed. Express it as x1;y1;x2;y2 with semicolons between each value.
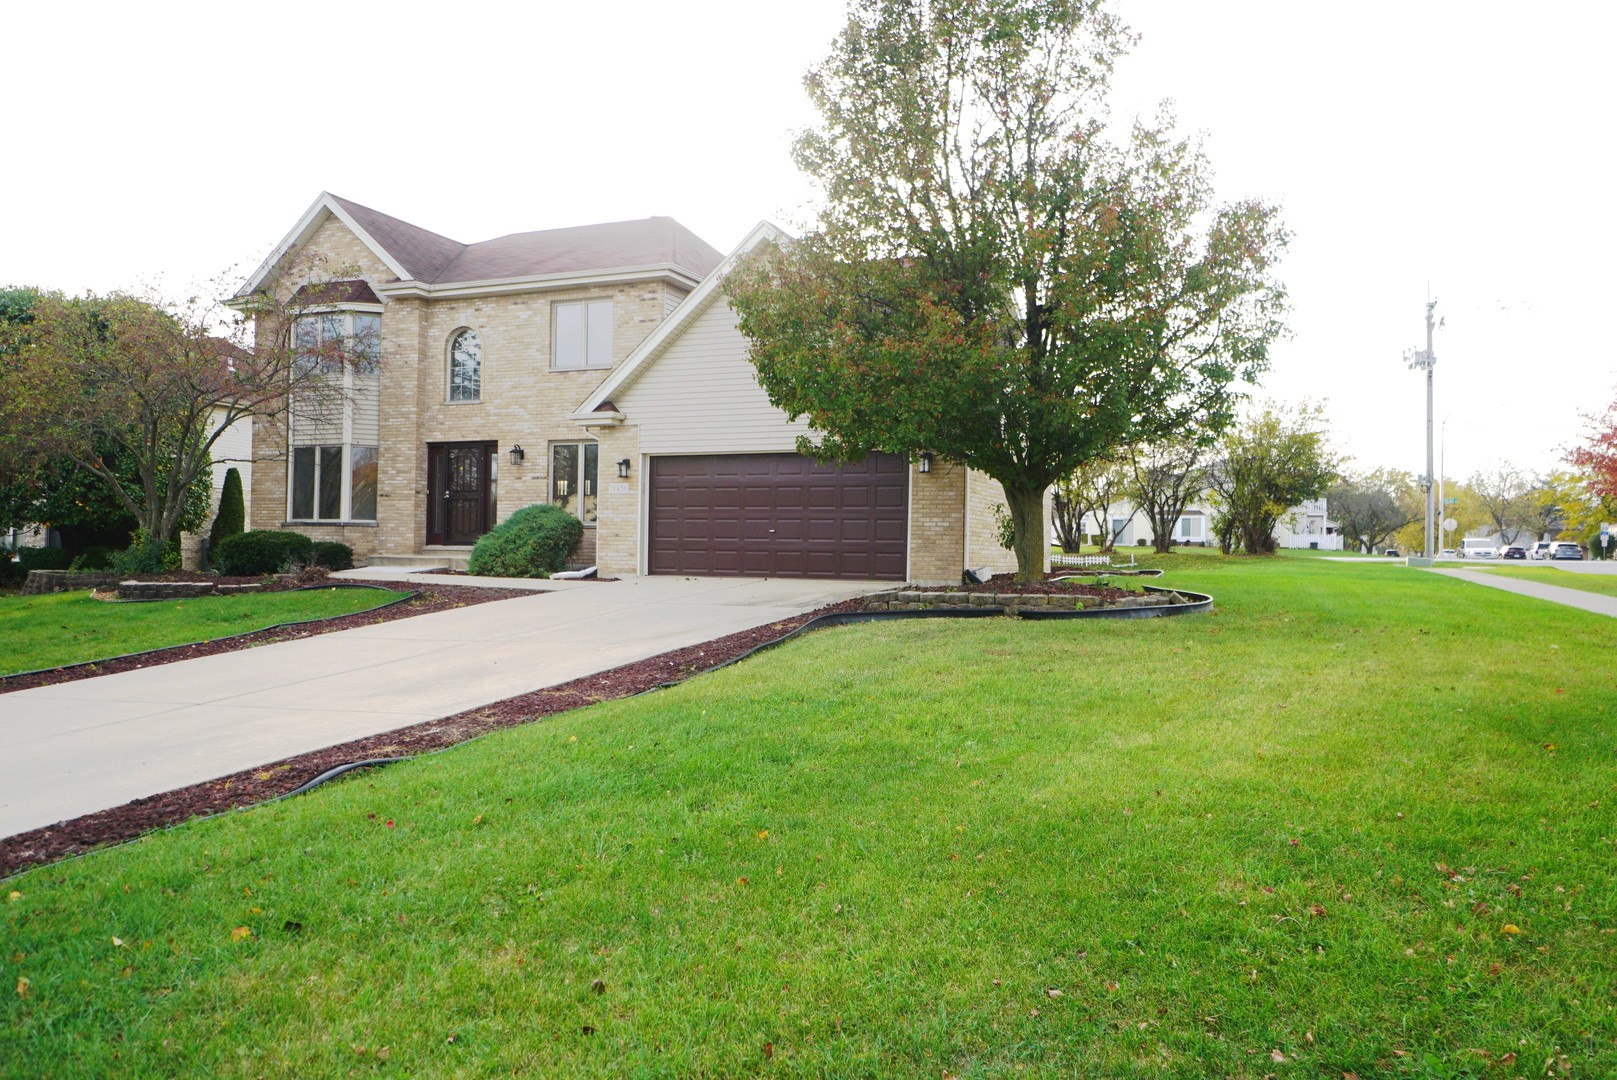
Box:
0;572;1149;879
0;579;536;695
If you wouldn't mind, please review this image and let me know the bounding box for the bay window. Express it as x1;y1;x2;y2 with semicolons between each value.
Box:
287;308;381;523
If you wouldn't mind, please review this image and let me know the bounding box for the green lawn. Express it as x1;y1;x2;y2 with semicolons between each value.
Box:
4;560;1614;1077
0;587;403;676
1471;564;1617;598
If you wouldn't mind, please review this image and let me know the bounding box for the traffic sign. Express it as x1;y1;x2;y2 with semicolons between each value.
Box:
1442;517;1457;532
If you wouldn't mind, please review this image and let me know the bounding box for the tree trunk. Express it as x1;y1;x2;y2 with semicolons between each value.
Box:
1151;509;1175;554
1005;484;1047;584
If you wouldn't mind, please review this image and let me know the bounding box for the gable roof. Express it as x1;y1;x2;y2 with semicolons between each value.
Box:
236;193;724;299
574;220;785;419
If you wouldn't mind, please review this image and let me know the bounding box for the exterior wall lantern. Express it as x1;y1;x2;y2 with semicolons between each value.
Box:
918;452;933;474
508;444;525;466
617;458;632;479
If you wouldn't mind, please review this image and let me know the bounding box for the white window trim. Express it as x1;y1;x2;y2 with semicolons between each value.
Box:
446;327;483;404
551;299;614;371
550;440;600;526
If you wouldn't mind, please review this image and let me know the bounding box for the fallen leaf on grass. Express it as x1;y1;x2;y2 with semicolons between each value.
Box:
6;891;20;903
15;977;28;999
112;937;125;947
1046;988;1063;998
590;978;606;994
763;1042;773;1060
230;926;252;941
1270;1048;1287;1063
1309;905;1327;918
1501;924;1522;935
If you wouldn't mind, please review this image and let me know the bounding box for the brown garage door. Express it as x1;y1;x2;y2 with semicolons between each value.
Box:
649;453;908;580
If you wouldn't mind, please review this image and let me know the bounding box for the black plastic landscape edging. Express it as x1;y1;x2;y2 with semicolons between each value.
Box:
0;583;417;688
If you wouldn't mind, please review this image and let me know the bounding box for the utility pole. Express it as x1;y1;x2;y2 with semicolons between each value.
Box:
1405;298;1438;560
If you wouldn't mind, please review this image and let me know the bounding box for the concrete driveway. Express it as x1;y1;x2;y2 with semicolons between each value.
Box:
0;575;888;839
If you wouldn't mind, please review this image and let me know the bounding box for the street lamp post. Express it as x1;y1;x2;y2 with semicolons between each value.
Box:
1405;299;1438;559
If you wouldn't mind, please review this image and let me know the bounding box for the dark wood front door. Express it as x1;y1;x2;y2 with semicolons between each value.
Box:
427;442;494;546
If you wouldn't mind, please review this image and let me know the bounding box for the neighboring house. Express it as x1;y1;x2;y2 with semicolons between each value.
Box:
236;194;1025;584
1273;498;1342;551
1085;496;1341;550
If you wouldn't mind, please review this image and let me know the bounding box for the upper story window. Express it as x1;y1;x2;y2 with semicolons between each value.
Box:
448;329;482;402
294;312;380;377
553;300;613;370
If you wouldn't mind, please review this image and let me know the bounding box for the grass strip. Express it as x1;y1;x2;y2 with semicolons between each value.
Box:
0;587;402;676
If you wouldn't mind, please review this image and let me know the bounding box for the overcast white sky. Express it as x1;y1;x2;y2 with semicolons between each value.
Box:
3;1;1610;481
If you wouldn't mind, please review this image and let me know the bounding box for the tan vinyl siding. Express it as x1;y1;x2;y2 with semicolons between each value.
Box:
351;375;380;445
290;398;343;445
615;297;811;455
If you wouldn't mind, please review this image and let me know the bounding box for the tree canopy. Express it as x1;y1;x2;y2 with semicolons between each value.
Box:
0;275;364;545
725;0;1288;579
1207;403;1337;555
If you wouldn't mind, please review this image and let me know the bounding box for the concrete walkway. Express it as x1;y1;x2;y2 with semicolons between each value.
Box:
0;575;888;839
1427;568;1617;618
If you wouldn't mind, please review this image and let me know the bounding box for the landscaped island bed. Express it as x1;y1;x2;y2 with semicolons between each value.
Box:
4;558;1613;1076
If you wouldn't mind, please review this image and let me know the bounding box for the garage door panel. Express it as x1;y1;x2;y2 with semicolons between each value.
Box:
649;453;908;580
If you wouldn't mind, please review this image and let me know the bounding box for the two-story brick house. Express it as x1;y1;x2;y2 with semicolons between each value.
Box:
238;193;1027;583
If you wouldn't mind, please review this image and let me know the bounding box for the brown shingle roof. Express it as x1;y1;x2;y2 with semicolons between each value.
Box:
327;194;722;287
291;279;382;306
328;195;465;283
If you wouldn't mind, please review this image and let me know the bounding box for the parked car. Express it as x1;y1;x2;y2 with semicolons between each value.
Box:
1440;548;1457;558
1502;546;1528;559
1384;547;1400;557
1460;538;1497;558
1529;541;1554;560
1551;542;1584;561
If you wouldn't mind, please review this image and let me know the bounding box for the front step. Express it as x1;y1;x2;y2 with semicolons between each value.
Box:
363;550;472;573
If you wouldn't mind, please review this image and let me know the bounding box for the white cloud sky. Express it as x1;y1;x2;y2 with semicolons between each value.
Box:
3;0;1610;481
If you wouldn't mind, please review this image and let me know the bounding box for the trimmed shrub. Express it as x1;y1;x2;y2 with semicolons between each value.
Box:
214;530;315;576
310;541;354;571
467;504;583;578
18;547;73;572
110;532;178;575
209;467;246;548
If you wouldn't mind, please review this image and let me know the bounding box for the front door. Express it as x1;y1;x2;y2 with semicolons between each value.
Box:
427;442;494;545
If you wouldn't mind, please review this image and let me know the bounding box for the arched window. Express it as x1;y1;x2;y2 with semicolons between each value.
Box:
448;329;482;402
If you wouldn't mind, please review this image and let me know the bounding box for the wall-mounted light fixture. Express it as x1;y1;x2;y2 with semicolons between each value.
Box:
918;452;933;474
617;458;631;479
508;444;525;466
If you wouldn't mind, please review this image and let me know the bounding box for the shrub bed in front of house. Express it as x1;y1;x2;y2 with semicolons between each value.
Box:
213;530;316;576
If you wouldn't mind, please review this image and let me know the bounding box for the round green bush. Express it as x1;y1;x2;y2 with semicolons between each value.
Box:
467;504;584;578
310;540;354;571
214;530;315;576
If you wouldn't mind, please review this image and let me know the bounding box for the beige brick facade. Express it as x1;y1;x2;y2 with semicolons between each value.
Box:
248;211;686;564
964;469;1034;576
906;460;966;584
243;200;1029;586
